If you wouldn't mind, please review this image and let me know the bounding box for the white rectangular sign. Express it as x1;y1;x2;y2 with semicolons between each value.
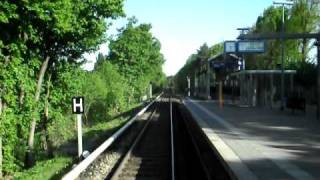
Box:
237;41;265;53
72;97;84;114
224;41;237;53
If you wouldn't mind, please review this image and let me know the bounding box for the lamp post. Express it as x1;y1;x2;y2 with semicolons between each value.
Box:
273;0;294;110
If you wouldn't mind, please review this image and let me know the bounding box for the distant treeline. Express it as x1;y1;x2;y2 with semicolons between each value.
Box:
175;0;319;95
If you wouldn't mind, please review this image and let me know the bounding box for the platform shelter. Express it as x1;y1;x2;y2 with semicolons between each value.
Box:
230;70;296;107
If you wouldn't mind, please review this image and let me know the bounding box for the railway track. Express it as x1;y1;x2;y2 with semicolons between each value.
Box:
63;94;231;180
109;97;172;180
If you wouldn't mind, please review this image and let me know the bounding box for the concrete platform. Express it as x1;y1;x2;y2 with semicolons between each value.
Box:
183;98;320;180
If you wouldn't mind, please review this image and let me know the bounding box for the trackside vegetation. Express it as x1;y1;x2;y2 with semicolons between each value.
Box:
0;0;166;178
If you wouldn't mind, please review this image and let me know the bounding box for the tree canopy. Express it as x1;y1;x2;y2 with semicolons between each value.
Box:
0;0;126;175
107;18;166;99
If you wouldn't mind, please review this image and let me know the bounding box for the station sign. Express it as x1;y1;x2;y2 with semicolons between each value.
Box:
224;41;237;53
224;40;265;54
237;40;265;53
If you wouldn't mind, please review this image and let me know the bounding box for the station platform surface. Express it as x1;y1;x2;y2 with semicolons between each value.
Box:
183;98;320;180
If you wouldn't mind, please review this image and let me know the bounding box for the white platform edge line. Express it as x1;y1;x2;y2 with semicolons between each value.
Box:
62;93;163;180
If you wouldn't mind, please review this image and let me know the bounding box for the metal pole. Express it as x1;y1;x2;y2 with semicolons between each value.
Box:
187;76;191;97
219;81;223;108
149;84;152;99
77;114;83;158
170;98;175;180
280;4;285;111
317;38;320;120
207;60;211;99
242;55;245;70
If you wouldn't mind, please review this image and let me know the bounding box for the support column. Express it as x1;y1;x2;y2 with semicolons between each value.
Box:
270;73;274;109
316;39;320;120
149;84;152;99
231;77;235;103
290;73;294;92
239;74;246;105
280;5;285;111
207;61;211;99
194;71;197;96
250;73;253;106
77;114;83;159
219;81;223;108
187;76;190;97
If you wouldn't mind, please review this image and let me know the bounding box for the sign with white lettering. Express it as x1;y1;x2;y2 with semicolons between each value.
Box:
72;97;84;114
237;41;265;53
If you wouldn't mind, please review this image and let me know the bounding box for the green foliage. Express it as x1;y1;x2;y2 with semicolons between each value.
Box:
14;157;73;180
209;43;223;56
14;109;137;180
175;42;222;93
83;61;130;123
0;0;125;175
246;1;320;69
107;18;166;100
0;0;164;176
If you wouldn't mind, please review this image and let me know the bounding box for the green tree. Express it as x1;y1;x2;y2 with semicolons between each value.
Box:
288;0;320;62
21;0;124;167
175;42;222;94
209;43;223;57
0;0;124;172
249;6;283;69
107;18;165;101
248;1;320;69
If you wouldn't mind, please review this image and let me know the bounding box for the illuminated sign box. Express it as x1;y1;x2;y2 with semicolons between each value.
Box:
224;40;265;54
224;41;236;53
237;41;265;53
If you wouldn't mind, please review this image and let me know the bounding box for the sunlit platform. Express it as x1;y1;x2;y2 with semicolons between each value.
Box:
184;98;319;180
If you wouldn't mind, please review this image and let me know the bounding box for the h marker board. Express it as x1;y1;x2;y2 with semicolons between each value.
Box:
72;97;84;159
72;97;84;114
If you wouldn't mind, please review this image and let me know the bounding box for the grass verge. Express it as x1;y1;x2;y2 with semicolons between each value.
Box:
13;104;142;180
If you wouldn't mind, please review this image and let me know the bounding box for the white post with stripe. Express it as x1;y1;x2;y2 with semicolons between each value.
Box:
77;114;83;158
72;97;84;158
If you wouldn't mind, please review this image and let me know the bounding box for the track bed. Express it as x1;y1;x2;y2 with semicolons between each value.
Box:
111;98;171;180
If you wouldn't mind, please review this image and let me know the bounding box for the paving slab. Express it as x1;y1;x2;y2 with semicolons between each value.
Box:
183;98;320;180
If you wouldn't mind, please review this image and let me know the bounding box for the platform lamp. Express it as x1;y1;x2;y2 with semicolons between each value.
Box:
273;0;294;111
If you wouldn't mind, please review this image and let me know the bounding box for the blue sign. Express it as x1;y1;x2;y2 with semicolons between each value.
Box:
224;41;237;53
237;40;265;53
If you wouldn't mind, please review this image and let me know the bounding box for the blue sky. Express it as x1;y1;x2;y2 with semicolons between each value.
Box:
83;0;275;75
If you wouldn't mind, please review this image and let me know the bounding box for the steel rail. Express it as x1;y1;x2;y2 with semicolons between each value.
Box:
170;97;175;180
62;93;163;180
110;98;161;180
